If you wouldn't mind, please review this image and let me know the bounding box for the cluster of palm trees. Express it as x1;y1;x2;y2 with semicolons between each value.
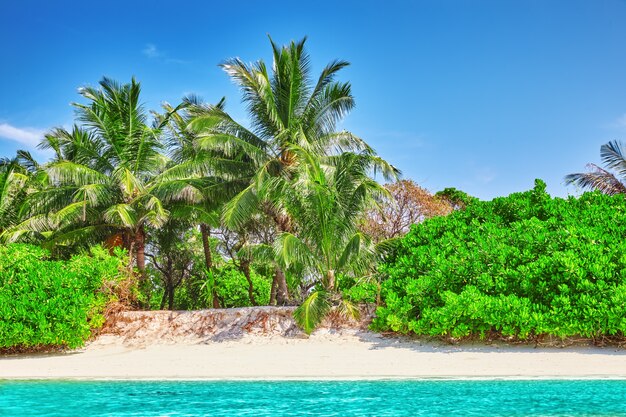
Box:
0;37;399;330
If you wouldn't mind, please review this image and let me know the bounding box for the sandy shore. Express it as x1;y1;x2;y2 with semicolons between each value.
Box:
2;330;626;380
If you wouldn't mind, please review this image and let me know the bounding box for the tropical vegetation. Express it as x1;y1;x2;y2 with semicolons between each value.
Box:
565;140;626;195
0;37;404;346
2;36;626;349
0;244;128;349
373;180;626;340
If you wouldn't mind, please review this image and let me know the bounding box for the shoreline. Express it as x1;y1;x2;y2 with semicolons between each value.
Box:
4;376;626;381
3;330;626;381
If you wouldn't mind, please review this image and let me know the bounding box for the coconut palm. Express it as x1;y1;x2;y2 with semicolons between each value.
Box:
0;155;31;233
156;98;222;272
272;148;392;333
5;78;178;275
565;140;626;195
154;97;255;306
190;36;399;303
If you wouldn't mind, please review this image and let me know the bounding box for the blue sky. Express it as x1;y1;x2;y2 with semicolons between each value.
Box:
1;0;626;199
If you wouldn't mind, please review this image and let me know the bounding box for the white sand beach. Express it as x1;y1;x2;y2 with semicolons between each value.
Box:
2;309;626;380
3;331;626;380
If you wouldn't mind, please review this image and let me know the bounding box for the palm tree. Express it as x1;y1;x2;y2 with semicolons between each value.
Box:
565;140;626;195
154;97;254;306
273;148;392;333
190;36;398;304
0;155;32;233
5;78;176;276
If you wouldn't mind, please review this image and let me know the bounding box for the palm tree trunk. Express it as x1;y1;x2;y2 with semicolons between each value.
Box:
211;288;220;308
199;223;220;308
271;212;291;304
200;223;213;270
270;277;277;305
273;266;289;305
325;269;336;291
135;227;146;279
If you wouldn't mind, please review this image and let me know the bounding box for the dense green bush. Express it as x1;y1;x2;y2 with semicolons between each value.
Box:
339;276;379;304
145;265;273;310
373;180;626;340
213;267;271;308
0;244;126;349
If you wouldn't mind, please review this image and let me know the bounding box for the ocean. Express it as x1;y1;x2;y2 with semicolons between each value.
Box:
2;379;626;416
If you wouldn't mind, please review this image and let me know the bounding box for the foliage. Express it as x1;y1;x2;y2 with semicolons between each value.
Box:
434;187;476;210
190;36;399;305
3;78;183;276
342;281;379;304
373;180;626;340
211;267;271;308
360;179;452;242
145;222;198;310
0;244;127;349
294;290;331;334
271;150;391;332
0;38;400;318
0;152;39;234
275;150;389;289
565;140;626;195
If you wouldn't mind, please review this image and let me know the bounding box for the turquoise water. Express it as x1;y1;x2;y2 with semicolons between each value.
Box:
2;380;626;416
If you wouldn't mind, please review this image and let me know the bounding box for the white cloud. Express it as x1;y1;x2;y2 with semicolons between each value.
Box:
0;123;44;148
142;43;162;58
142;43;189;64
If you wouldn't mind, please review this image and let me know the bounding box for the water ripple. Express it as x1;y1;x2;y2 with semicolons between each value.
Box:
1;380;626;416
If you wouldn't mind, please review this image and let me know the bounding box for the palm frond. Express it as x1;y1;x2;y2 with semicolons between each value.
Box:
112;167;145;199
273;232;315;270
337;232;368;270
305;59;350;114
238;243;274;264
293;290;331;334
336;298;361;321
565;164;626;195
104;204;137;228
46;161;108;186
221;185;259;229
600;140;626;178
2;214;55;242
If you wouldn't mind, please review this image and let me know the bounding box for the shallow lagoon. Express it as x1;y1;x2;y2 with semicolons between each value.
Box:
2;379;626;416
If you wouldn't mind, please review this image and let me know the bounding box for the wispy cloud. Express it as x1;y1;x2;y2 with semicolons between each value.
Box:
142;43;189;64
0;123;44;148
142;43;163;58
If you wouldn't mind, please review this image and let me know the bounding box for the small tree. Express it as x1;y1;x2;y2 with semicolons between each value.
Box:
272;149;390;333
146;222;197;310
360;180;452;242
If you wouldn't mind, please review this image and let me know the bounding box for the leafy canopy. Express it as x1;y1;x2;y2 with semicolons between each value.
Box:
374;180;626;340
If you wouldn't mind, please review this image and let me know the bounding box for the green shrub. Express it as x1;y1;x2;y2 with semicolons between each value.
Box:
373;180;626;340
213;267;271;308
0;244;126;349
340;277;379;304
